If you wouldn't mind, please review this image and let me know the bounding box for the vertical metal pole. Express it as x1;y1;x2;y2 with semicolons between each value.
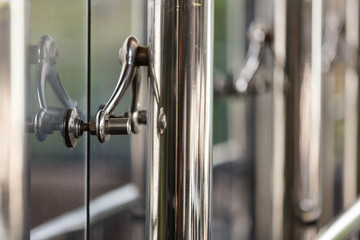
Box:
147;0;213;239
272;0;286;238
343;0;360;209
285;0;323;238
0;0;29;239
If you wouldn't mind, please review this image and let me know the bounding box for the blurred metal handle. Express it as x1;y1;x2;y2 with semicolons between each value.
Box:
34;35;77;110
233;21;272;94
322;12;345;73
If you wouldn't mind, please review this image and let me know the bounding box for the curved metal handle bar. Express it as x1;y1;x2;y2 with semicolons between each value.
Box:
35;35;77;110
233;21;272;94
96;36;140;142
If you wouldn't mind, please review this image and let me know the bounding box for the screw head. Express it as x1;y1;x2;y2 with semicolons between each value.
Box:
158;107;166;135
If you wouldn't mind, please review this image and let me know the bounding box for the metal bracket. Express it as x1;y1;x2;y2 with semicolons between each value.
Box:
64;36;148;148
28;35;79;141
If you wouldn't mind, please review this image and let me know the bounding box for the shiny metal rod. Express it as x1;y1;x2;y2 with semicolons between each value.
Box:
316;198;360;240
147;0;213;239
272;0;286;238
284;0;323;237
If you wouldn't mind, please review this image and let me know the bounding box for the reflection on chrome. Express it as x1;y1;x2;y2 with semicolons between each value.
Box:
31;184;139;240
147;0;213;238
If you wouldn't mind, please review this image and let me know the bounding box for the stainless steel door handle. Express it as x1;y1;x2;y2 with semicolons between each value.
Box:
64;36;148;147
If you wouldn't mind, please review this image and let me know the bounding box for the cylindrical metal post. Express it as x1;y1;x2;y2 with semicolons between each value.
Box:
284;0;323;238
272;0;286;238
146;0;213;239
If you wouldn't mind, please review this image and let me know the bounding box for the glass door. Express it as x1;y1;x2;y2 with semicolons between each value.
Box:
28;0;88;239
28;0;148;239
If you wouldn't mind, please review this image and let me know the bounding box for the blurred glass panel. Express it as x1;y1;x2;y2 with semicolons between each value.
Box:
28;0;88;238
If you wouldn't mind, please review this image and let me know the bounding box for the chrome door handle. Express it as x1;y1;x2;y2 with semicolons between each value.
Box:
214;21;272;96
64;36;148;147
233;21;272;94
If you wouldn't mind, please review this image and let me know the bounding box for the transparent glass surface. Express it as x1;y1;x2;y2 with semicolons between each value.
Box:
89;0;146;239
28;0;88;238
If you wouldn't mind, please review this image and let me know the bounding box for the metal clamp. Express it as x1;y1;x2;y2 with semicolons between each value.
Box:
28;35;79;141
64;36;148;148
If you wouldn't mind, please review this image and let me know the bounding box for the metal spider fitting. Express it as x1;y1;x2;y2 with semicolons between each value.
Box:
64;36;148;148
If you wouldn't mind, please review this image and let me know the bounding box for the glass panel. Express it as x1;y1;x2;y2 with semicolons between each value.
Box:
28;0;88;239
89;0;146;239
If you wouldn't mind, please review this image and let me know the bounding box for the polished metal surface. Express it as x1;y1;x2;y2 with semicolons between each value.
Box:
64;107;131;148
271;0;286;239
147;0;213;239
316;198;360;240
285;0;323;228
63;36;148;147
0;1;29;239
63;108;84;148
96;36;141;142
